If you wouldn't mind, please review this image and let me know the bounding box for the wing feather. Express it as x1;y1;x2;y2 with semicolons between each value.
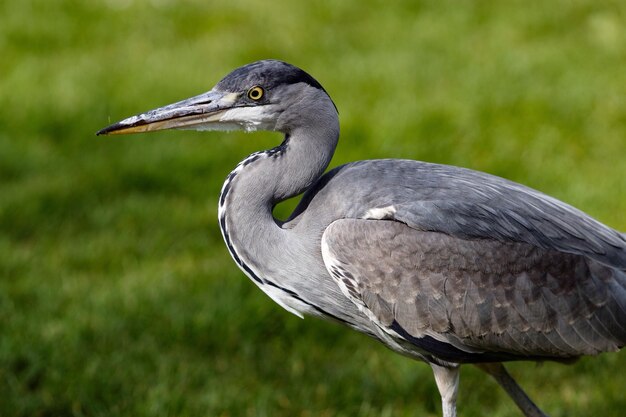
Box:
322;218;626;361
302;160;626;269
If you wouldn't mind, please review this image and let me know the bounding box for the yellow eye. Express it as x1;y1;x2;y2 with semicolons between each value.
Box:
247;86;264;100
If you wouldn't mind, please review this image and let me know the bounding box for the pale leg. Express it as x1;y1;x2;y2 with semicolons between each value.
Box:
431;363;460;417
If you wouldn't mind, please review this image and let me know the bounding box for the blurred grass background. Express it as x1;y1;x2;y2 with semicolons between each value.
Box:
1;0;626;416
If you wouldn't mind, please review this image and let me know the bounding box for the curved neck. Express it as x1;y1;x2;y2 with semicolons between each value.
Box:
217;103;340;315
217;92;370;327
220;122;339;221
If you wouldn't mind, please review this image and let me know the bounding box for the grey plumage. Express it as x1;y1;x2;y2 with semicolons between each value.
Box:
97;60;626;417
323;219;626;358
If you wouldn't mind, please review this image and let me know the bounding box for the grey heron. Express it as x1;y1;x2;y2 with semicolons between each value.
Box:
97;60;626;417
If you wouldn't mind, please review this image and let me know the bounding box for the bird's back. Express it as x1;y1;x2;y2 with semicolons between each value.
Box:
294;159;626;269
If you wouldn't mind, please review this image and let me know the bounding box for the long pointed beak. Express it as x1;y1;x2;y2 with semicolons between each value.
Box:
96;90;240;136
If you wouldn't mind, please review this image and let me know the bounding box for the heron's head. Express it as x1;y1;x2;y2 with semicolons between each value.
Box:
97;60;337;136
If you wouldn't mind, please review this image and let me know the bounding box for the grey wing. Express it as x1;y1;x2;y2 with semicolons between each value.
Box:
307;160;626;270
384;162;626;269
321;218;626;363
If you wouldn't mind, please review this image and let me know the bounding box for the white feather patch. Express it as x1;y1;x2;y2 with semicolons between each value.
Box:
363;205;397;220
218;107;274;132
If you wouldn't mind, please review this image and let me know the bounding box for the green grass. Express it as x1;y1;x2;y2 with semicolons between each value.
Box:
2;0;626;416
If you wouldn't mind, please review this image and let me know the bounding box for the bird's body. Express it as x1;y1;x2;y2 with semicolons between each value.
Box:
223;153;626;362
98;60;626;417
